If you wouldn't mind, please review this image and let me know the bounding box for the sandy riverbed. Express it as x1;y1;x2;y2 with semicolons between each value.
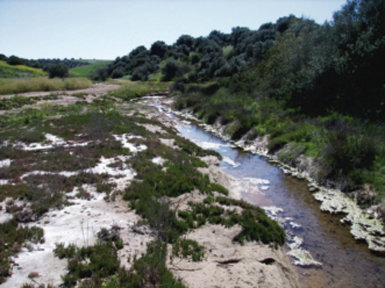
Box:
0;87;300;288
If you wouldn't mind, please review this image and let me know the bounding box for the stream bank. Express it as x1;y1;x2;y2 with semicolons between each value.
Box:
148;95;385;288
171;104;385;254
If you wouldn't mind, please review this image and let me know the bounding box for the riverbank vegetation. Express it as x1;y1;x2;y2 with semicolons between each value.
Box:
109;80;170;100
98;0;385;207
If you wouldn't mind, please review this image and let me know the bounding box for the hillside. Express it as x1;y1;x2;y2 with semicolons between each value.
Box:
69;60;111;78
0;55;92;79
94;0;385;213
0;60;47;78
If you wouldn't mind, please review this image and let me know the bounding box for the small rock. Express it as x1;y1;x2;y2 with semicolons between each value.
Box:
28;272;40;279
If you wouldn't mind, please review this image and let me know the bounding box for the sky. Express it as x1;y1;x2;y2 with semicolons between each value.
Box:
0;0;347;60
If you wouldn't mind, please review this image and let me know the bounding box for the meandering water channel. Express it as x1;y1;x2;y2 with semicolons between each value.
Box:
147;98;385;288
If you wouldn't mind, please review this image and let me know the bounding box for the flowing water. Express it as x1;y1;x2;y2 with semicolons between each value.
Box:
150;99;385;288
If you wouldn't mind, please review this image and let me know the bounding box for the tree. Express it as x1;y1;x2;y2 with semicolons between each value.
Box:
47;64;69;78
111;67;125;79
176;35;195;48
150;41;168;59
7;55;24;65
161;59;181;81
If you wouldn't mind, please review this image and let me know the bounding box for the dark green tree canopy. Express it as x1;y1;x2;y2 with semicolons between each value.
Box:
47;64;69;78
98;0;385;120
150;41;168;59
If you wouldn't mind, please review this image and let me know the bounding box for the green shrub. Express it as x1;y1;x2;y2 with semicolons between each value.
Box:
54;242;120;287
176;199;285;247
132;241;186;288
172;239;204;261
324;129;379;186
47;64;69;78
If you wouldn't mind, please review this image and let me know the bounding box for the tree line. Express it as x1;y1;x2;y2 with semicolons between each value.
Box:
0;54;89;78
97;0;384;122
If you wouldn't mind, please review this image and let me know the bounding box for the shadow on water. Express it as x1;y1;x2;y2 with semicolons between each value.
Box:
178;123;385;288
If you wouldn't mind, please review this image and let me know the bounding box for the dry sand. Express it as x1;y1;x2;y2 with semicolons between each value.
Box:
2;187;152;288
168;224;298;288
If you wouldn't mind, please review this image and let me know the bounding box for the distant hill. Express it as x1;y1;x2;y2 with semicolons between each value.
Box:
69;60;112;78
0;60;47;78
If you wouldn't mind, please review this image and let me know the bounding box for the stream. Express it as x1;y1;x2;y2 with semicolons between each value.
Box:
147;98;385;288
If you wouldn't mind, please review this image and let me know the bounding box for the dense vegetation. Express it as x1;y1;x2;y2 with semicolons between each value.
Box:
95;21;280;81
102;0;384;121
0;54;88;71
98;0;385;204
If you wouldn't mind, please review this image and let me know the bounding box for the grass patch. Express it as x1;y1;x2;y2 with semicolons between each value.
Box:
0;77;92;95
109;80;170;100
0;96;35;110
69;60;111;78
0;93;59;111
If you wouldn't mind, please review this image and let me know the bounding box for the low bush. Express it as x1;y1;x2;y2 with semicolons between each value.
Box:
176;199;285;247
172;239;205;261
131;241;186;288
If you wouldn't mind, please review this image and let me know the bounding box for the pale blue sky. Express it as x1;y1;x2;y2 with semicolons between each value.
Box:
0;0;347;60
